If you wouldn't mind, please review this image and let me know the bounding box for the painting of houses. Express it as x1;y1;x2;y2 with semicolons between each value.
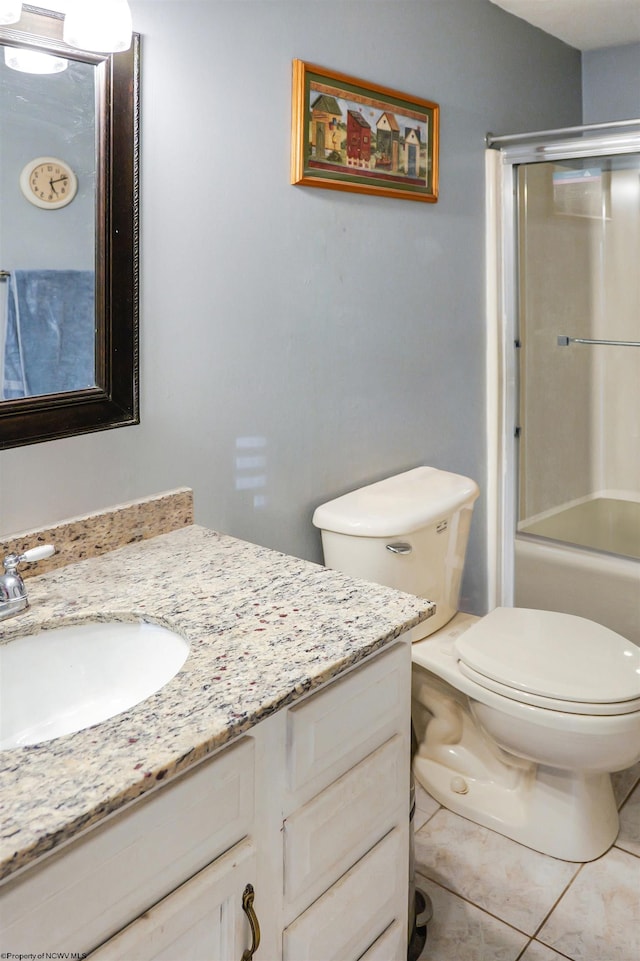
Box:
292;61;439;202
376;111;400;171
346;110;372;167
310;94;343;159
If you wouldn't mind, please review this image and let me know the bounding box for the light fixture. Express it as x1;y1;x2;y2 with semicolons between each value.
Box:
63;0;132;53
4;45;67;72
0;1;22;26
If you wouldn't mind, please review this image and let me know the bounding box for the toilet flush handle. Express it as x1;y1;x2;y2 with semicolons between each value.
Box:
386;542;412;555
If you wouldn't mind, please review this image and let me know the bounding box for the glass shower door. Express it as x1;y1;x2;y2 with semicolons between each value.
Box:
516;153;640;561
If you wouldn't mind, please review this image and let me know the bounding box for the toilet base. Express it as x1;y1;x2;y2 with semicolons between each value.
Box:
413;752;619;862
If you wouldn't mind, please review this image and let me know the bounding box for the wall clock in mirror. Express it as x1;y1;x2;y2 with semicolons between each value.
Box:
19;156;78;209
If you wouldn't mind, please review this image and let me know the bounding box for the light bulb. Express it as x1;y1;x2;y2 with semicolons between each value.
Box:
63;0;132;53
4;46;68;74
0;1;22;26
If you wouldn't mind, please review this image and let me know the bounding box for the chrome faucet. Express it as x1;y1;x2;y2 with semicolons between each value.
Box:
0;545;55;622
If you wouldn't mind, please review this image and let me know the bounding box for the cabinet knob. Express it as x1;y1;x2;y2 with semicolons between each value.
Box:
241;883;261;961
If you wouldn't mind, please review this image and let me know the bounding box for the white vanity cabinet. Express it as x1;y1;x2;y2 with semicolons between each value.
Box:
0;641;411;961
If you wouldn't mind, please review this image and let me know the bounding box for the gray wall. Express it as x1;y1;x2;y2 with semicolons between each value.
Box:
582;43;640;123
0;0;583;615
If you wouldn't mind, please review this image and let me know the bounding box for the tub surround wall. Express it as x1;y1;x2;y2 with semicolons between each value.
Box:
0;520;433;881
517;162;594;520
0;489;194;577
517;156;640;522
594;168;640;494
514;534;640;645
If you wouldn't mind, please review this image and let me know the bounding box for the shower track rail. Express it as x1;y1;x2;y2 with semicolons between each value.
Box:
486;117;640;147
557;335;640;348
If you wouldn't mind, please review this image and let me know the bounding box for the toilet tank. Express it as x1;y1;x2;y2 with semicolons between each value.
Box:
312;467;480;638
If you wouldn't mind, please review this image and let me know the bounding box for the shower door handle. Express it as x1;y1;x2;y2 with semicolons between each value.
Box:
557;335;640;347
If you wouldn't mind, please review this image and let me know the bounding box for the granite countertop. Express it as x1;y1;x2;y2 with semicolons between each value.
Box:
0;524;434;882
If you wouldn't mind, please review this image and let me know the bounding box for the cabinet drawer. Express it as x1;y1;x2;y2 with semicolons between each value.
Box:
1;737;255;954
282;824;408;961
88;838;257;961
284;734;406;917
286;643;409;799
358;920;405;961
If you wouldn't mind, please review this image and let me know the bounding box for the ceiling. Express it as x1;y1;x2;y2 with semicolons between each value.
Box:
488;0;640;50
37;1;640;51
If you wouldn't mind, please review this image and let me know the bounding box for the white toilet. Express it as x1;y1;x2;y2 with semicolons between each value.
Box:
312;466;640;862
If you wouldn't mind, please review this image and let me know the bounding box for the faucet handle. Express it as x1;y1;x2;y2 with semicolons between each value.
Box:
3;544;55;571
19;544;56;564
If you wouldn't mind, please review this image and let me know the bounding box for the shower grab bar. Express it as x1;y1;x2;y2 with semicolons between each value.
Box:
557;335;640;348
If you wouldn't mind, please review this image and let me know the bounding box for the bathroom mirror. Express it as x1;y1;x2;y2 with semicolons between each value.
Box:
0;6;139;448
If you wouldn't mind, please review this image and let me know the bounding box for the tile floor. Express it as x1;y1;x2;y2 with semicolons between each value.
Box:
414;761;640;961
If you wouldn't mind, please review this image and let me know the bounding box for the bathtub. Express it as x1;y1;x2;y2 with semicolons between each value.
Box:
515;495;640;646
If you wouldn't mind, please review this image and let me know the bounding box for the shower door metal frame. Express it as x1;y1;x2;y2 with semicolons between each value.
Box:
487;122;640;607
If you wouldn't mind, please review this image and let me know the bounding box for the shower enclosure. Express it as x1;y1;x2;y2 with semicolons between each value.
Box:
488;122;640;644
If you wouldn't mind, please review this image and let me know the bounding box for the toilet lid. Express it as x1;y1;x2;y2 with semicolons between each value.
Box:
454;608;640;704
457;661;640;715
311;467;479;537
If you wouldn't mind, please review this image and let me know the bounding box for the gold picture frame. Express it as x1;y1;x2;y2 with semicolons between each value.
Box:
291;59;439;203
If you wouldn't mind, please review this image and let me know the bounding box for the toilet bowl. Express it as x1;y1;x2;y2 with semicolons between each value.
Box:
412;608;640;861
313;467;640;862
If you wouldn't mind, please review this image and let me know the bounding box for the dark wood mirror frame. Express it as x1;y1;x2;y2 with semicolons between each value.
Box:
0;5;139;449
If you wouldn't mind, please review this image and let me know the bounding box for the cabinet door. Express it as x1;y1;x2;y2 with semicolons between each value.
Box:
286;644;408;803
283;734;406;920
283;825;407;961
89;839;259;961
357;921;404;961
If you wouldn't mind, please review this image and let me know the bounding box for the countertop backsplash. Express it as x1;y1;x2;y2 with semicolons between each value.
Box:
0;488;194;577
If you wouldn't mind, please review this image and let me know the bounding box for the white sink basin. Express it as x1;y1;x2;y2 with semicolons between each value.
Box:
0;621;190;749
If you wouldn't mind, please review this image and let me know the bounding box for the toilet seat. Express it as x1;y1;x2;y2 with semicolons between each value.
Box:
454;607;640;707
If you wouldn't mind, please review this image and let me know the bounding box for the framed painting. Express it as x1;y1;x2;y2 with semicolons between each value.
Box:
291;59;439;203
